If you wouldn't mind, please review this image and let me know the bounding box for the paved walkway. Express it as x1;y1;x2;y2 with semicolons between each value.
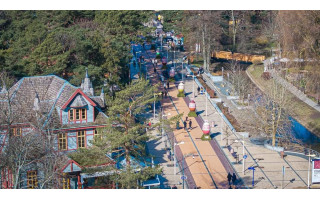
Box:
144;49;234;189
264;58;320;112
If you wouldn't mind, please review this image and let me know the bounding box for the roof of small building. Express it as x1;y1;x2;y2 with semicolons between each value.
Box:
0;74;106;126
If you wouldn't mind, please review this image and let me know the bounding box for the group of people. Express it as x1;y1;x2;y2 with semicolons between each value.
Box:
161;90;168;99
227;172;237;188
197;86;204;96
176;116;193;130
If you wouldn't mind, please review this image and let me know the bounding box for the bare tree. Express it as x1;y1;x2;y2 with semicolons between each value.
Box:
0;72;66;189
252;79;291;146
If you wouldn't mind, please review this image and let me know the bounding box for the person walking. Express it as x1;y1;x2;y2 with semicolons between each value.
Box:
189;120;192;130
232;173;237;186
154;67;156;73
183;121;187;130
185;116;188;122
176;120;180;130
167;81;169;89
161;91;164;99
164;91;167;98
227;172;232;186
197;86;200;95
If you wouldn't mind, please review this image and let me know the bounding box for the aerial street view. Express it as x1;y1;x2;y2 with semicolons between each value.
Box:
0;2;320;197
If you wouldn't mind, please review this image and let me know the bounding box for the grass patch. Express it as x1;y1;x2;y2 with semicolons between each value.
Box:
169;77;175;82
247;64;320;136
188;111;197;117
177;91;185;97
201;134;211;141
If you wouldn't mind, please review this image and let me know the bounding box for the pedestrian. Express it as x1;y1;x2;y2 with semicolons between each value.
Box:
164;91;167;98
232;173;237;185
197;86;200;95
154;67;156;73
83;179;89;189
183;121;187;129
176;121;180;130
148;121;152;127
163;82;166;89
189;120;192;130
185;116;188;122
161;91;164;99
167;81;169;89
227;172;232;186
167;150;171;161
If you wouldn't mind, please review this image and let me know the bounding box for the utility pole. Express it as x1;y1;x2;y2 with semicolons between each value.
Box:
205;87;208;118
182;157;185;189
243;135;245;175
153;93;156;119
220;115;223;143
181;60;184;82
192;74;195;99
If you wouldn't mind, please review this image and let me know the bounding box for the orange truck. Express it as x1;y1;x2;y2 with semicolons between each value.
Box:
211;51;265;63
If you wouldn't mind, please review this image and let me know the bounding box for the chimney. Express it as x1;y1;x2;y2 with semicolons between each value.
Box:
100;88;105;105
0;82;7;93
33;93;40;111
82;67;94;96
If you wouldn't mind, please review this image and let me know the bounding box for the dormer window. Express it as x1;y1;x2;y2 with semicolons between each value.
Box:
13;127;22;137
68;108;86;121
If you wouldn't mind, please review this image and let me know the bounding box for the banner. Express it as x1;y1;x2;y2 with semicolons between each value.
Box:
312;159;320;183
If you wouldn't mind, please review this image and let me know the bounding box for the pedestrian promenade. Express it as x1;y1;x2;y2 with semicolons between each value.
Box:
143;50;237;189
182;69;310;189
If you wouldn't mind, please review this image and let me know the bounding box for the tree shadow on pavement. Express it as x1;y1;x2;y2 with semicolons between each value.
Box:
196;110;205;115
147;137;169;164
210;132;221;138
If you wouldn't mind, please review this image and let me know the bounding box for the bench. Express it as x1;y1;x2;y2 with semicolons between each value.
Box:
227;145;238;159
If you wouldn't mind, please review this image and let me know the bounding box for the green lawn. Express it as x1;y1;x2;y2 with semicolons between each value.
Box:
247;64;320;136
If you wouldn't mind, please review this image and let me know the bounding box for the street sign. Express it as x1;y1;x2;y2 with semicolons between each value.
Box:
248;167;255;170
243;155;248;159
181;176;187;180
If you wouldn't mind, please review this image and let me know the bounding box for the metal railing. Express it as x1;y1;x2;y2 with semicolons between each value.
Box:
186;65;277;189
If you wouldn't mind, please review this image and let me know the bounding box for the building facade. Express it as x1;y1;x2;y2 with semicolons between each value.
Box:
0;69;113;189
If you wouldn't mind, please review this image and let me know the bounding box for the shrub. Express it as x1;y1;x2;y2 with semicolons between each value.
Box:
188;111;197;117
261;72;271;80
252;59;263;65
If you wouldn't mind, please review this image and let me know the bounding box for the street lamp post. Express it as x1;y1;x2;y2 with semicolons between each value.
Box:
174;49;176;69
181;60;184;82
153;93;156;119
220;115;223;143
161;35;163;51
307;151;316;189
242;135;245;175
162;112;171;149
192;74;195;99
